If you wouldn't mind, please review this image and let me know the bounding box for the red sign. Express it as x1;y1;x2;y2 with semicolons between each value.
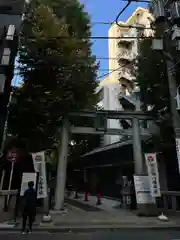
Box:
6;148;18;162
147;155;153;162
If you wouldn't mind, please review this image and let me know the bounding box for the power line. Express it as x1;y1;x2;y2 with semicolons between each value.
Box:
91;21;114;25
114;1;154;30
122;0;150;3
19;35;155;40
13;64;130;80
92;21;153;30
97;63;129;80
96;57;118;60
97;67;121;80
14;66;123;72
115;1;132;27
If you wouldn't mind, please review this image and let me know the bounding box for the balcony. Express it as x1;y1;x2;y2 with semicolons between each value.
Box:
118;28;136;44
118;49;134;62
119;68;135;82
118;33;134;44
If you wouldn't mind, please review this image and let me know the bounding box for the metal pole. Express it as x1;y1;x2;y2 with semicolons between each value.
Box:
0;170;5;190
7;160;15;205
166;58;180;171
162;12;180;174
0;92;13;156
54;118;69;211
132;118;144;174
84;168;87;182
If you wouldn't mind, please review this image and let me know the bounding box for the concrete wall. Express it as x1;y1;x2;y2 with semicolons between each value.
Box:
97;83;124;146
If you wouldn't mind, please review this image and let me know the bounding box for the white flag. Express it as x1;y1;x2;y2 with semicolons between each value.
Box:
145;153;161;197
31;151;47;199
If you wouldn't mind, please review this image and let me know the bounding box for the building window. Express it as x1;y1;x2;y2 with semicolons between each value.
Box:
1;48;11;65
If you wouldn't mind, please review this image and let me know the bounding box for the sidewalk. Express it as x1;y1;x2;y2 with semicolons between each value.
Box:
66;192;121;213
1;194;180;232
1;209;180;232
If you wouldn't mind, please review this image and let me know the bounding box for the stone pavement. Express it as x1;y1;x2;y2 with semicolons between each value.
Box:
1;203;180;231
67;193;121;213
1;194;180;231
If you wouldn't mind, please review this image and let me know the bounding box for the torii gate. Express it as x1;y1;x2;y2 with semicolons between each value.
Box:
54;110;155;214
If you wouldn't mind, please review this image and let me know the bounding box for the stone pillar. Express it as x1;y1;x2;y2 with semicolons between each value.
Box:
132;118;145;175
132;118;157;216
54;118;69;211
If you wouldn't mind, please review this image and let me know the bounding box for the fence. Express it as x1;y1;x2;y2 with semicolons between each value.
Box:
156;191;180;214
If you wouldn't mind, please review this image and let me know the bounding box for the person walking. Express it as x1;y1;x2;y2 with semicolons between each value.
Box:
22;181;37;234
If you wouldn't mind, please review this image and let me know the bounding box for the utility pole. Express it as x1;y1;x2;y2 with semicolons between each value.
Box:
152;0;180;174
166;56;180;157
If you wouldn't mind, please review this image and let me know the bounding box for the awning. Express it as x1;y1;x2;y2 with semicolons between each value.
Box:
81;135;150;158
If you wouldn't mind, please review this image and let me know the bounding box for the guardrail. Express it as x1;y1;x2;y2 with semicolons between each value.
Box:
156;191;180;212
0;189;18;196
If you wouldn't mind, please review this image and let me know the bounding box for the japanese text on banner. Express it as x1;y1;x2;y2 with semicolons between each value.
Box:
31;151;47;199
145;153;161;198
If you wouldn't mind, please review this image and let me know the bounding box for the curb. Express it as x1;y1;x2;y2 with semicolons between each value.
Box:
1;224;180;233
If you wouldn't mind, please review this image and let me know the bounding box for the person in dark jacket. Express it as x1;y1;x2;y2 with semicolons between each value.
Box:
22;181;37;234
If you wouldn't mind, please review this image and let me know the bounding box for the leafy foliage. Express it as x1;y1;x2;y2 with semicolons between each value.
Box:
135;36;180;149
136;39;169;113
8;0;99;152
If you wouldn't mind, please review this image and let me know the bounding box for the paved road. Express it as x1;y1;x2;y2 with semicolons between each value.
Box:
1;230;180;240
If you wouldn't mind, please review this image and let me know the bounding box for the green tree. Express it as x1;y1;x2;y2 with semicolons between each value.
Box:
8;0;98;151
136;35;180;150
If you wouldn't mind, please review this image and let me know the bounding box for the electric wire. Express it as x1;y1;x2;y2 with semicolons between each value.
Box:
97;63;131;80
115;1;132;27
92;21;154;30
19;35;155;40
115;1;154;30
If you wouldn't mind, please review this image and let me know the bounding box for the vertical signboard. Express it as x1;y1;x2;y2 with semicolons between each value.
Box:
145;153;161;197
31;151;47;199
133;175;154;204
20;172;37;196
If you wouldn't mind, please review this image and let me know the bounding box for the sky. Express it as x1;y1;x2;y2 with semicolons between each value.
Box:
80;0;147;81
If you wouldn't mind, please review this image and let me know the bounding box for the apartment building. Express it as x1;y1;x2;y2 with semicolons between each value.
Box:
0;0;25;151
96;7;153;146
107;7;153;94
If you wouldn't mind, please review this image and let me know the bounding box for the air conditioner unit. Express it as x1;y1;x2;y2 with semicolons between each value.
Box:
152;38;163;50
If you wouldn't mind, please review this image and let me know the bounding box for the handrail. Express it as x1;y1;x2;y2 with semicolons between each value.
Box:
0;189;18;196
161;191;180;196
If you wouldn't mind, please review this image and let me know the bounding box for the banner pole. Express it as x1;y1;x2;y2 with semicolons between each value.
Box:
7;160;15;206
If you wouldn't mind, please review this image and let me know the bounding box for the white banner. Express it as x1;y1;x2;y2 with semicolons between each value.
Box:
20;172;37;196
145;153;161;197
31;152;47;199
133;175;154;204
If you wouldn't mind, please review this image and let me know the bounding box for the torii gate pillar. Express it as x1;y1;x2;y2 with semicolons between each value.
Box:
54;117;69;211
